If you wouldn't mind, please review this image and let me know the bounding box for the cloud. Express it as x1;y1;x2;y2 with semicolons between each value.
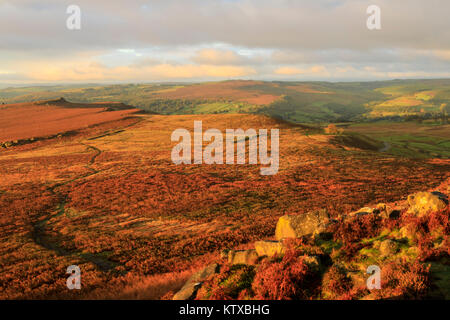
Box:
433;50;450;62
274;65;328;76
1;0;450;83
3;0;450;52
191;49;246;65
22;59;256;82
149;64;256;79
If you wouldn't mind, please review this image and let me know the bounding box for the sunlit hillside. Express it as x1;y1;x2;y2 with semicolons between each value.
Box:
1;101;448;299
2;79;450;123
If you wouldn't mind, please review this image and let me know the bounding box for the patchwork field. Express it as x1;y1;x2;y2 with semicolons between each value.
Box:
345;122;450;159
148;80;280;105
1;79;450;123
0;101;448;299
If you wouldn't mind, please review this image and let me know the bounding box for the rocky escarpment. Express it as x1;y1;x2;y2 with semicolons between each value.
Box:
173;184;450;300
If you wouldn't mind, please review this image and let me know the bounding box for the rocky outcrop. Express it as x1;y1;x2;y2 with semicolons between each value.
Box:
407;191;448;217
174;185;449;300
228;249;259;265
275;209;330;240
172;263;220;300
254;240;285;257
347;203;402;220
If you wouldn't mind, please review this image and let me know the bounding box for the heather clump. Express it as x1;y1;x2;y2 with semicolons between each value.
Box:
173;184;449;300
252;249;321;300
321;265;353;299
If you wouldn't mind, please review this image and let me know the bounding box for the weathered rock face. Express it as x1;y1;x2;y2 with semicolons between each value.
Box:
172;263;220;300
254;240;285;257
228;249;259;265
172;282;202;300
407;191;448;217
275;209;330;240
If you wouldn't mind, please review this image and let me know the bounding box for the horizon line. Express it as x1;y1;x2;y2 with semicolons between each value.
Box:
2;77;450;88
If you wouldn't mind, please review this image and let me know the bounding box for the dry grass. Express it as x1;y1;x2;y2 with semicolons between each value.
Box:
86;270;192;300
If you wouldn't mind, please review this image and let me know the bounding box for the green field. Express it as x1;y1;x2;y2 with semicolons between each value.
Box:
345;121;450;159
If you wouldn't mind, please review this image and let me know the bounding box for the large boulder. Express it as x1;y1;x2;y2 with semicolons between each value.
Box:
228;249;259;265
407;191;447;217
172;263;220;300
172;282;202;300
275;209;330;240
254;240;285;257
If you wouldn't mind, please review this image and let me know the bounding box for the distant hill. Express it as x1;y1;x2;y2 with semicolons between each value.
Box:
1;79;450;123
0;99;139;144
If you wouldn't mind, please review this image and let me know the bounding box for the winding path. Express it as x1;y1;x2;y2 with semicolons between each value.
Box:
31;118;144;272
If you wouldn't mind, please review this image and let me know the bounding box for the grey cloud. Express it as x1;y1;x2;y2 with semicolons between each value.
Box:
1;0;450;82
2;0;450;52
270;48;442;65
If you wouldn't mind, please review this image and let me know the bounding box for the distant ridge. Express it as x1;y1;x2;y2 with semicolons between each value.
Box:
1;79;450;122
0;99;141;143
34;97;136;111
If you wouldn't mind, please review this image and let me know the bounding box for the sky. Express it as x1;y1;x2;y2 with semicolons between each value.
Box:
1;0;450;84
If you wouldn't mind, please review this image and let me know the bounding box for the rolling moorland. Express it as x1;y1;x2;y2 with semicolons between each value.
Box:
0;80;449;300
2;79;449;159
2;79;450;122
